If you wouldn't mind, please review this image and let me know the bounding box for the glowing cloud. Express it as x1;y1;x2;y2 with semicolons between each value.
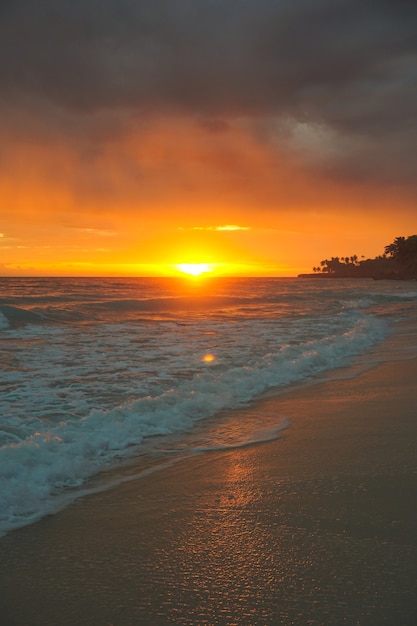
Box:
189;225;251;231
215;225;251;231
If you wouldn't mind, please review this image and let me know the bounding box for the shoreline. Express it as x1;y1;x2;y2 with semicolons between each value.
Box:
1;331;417;625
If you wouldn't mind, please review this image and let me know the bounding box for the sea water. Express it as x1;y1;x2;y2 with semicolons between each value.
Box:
1;277;416;535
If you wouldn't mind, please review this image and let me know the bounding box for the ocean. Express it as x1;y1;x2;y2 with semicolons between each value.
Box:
1;276;416;536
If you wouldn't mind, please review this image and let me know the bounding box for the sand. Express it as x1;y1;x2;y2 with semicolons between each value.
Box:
1;337;417;625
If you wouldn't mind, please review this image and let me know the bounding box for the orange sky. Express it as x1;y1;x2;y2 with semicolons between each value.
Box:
1;2;416;277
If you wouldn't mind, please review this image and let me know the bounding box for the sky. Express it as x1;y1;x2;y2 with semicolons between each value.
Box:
1;0;416;276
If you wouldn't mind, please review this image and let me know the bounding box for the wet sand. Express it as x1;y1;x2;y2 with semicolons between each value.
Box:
1;348;417;624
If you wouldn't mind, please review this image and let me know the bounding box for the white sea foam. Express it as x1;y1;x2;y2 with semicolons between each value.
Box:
0;312;9;330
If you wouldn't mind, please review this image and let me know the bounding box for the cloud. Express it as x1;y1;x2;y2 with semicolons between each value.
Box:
0;0;416;195
215;225;251;231
189;225;250;231
77;228;118;237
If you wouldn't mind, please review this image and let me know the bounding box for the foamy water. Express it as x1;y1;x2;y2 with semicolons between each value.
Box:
1;277;416;534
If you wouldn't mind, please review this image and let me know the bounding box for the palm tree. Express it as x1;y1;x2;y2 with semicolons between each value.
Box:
384;235;417;277
384;236;406;261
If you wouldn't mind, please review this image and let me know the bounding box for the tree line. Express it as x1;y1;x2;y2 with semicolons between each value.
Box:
309;235;417;280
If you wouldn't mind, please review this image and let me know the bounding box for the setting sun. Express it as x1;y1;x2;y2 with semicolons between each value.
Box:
176;263;214;277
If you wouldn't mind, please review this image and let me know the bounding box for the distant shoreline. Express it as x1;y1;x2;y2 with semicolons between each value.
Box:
298;273;416;280
297;273;368;279
298;273;345;278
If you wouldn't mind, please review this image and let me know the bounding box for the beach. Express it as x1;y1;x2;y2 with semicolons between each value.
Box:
1;329;417;625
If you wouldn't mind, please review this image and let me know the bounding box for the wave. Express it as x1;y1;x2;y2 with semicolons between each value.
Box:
2;277;414;536
0;311;388;536
0;305;48;327
0;296;278;327
177;419;291;453
2;283;416;328
0;304;89;327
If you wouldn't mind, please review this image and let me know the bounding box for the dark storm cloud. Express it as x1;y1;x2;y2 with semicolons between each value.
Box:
1;0;416;184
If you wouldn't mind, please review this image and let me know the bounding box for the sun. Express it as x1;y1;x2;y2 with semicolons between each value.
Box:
176;263;213;277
